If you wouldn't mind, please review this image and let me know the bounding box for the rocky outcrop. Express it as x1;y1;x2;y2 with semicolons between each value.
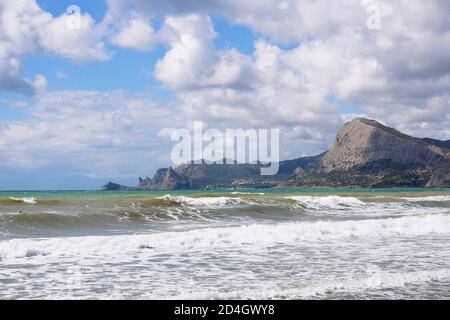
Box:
138;167;190;190
160;167;190;189
422;138;450;150
426;167;450;188
287;118;450;188
101;182;130;191
284;159;434;188
102;117;450;190
321;118;449;172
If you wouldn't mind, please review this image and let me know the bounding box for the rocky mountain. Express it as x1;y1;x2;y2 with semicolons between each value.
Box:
321;118;449;172
134;156;321;190
101;182;130;191
138;167;190;190
422;138;450;150
102;118;450;190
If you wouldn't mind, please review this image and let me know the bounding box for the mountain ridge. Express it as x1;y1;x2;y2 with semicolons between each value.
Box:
102;118;450;190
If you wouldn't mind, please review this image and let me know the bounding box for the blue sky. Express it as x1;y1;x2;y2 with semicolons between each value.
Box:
0;0;449;189
1;2;258;123
0;1;262;189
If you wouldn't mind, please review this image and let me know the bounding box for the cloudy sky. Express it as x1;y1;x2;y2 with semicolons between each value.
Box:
0;0;449;189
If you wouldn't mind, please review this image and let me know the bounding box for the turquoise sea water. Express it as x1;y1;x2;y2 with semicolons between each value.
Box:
1;188;450;299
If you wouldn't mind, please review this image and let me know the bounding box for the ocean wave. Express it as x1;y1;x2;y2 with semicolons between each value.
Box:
0;206;221;230
1;194;448;230
7;197;38;205
284;194;450;214
155;195;244;207
286;195;367;210
1;213;449;261
230;192;265;195
401;195;450;202
0;209;172;229
163;268;450;300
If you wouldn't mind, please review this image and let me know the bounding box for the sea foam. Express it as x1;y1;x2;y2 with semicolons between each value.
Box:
8;197;38;205
163;268;450;300
286;195;367;210
401;195;450;202
157;195;243;207
1;213;450;261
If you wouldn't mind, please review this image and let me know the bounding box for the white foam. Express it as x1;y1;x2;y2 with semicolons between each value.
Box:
401;195;450;202
8;197;38;205
230;192;265;195
286;195;366;210
163;268;450;300
284;195;450;217
1;213;449;262
157;195;243;207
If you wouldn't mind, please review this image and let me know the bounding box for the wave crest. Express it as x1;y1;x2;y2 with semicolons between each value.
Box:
402;195;450;202
2;213;450;261
286;195;366;210
7;197;38;205
156;195;243;207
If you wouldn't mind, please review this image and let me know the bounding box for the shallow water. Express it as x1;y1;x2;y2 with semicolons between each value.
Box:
1;188;449;299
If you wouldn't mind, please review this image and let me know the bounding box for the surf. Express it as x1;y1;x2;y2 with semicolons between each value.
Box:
6;197;38;205
2;212;450;261
155;195;245;207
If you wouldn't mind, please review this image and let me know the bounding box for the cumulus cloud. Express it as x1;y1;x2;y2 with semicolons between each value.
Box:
38;11;110;63
154;15;217;89
0;58;46;94
137;0;450;143
107;0;370;42
0;91;183;177
0;0;109;94
111;18;159;51
153;14;254;90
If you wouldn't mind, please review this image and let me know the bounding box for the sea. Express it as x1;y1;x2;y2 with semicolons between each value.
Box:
0;188;450;300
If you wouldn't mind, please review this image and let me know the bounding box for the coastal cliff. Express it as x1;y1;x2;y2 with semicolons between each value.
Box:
321;118;449;172
103;118;450;190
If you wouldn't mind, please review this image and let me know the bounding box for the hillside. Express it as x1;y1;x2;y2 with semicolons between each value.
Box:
102;118;450;190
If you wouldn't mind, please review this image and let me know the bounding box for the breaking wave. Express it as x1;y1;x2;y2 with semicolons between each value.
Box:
230;192;265;195
165;269;450;300
7;197;38;205
284;194;450;216
1;213;450;261
2;193;450;232
155;195;244;207
286;195;366;210
2;190;450;299
401;195;450;202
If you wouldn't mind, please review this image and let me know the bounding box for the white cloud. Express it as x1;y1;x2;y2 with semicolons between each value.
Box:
0;58;45;94
38;12;110;63
154;14;218;89
142;1;450;143
111;18;158;51
0;0;109;94
154;14;255;91
109;0;369;42
0;91;183;176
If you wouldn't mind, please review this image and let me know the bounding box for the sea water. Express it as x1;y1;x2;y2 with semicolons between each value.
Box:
0;188;449;299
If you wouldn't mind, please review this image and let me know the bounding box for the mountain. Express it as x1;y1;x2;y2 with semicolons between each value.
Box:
101;181;131;191
102;118;450;190
138;167;190;190
134;156;321;190
421;138;450;150
321;118;449;171
300;117;450;188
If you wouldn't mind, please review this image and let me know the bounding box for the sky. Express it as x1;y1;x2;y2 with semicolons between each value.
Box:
0;0;449;190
